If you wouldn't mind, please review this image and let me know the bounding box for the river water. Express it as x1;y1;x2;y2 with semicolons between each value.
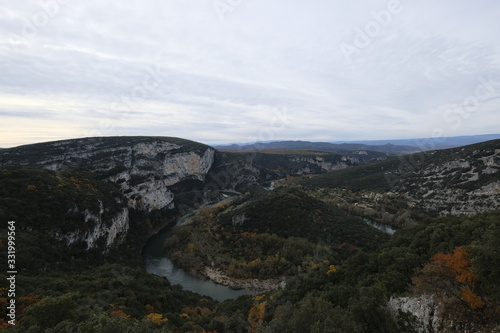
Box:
143;200;396;302
142;207;253;302
361;217;397;235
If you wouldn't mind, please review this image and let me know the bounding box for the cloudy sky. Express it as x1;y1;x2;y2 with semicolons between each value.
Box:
1;0;499;148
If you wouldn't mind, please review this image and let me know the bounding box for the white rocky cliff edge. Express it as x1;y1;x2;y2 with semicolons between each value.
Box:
0;137;216;249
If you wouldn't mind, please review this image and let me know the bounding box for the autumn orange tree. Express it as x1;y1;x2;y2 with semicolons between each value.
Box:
248;301;266;333
413;246;484;309
110;310;131;321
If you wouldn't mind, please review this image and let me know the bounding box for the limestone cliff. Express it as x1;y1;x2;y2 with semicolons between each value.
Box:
389;145;500;216
388;295;442;333
0;137;216;249
389;295;500;333
55;204;129;250
0;137;215;211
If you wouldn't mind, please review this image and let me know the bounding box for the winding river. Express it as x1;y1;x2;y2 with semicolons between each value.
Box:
143;199;397;302
142;205;253;302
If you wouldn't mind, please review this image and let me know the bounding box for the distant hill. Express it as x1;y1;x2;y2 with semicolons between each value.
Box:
216;140;420;155
330;134;500;149
210;149;388;188
216;134;500;156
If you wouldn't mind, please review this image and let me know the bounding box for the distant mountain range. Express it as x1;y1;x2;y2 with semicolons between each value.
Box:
331;134;500;149
215;134;500;155
216;140;420;155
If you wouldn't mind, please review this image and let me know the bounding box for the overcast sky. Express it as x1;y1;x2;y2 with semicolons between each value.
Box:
1;0;499;148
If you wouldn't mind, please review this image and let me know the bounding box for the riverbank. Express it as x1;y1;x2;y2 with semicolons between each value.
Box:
204;267;285;294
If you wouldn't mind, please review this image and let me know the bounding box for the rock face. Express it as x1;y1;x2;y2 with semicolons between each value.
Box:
56;204;130;250
0;137;215;212
287;155;355;174
198;150;374;199
389;295;500;333
388;295;442;333
387;143;500;216
0;137;216;249
248;152;367;181
204;267;284;294
106;147;215;211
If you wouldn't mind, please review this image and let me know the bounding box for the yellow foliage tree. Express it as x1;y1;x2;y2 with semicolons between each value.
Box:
252;295;265;302
187;243;196;253
326;265;337;275
248;301;266;333
145;313;168;326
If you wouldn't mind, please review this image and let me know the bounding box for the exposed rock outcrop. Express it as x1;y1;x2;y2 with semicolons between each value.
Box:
388;295;442;333
204;267;285;294
0;137;216;212
389;295;500;333
388;143;500;216
56;204;130;250
0;137;216;249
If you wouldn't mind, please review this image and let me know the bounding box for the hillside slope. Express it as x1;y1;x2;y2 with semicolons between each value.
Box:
165;187;389;290
304;139;500;217
0;167;128;268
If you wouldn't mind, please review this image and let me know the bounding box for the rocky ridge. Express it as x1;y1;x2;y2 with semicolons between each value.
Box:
305;139;500;219
55;204;130;250
389;143;500;216
389;295;500;333
0;137;215;212
0;137;216;250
